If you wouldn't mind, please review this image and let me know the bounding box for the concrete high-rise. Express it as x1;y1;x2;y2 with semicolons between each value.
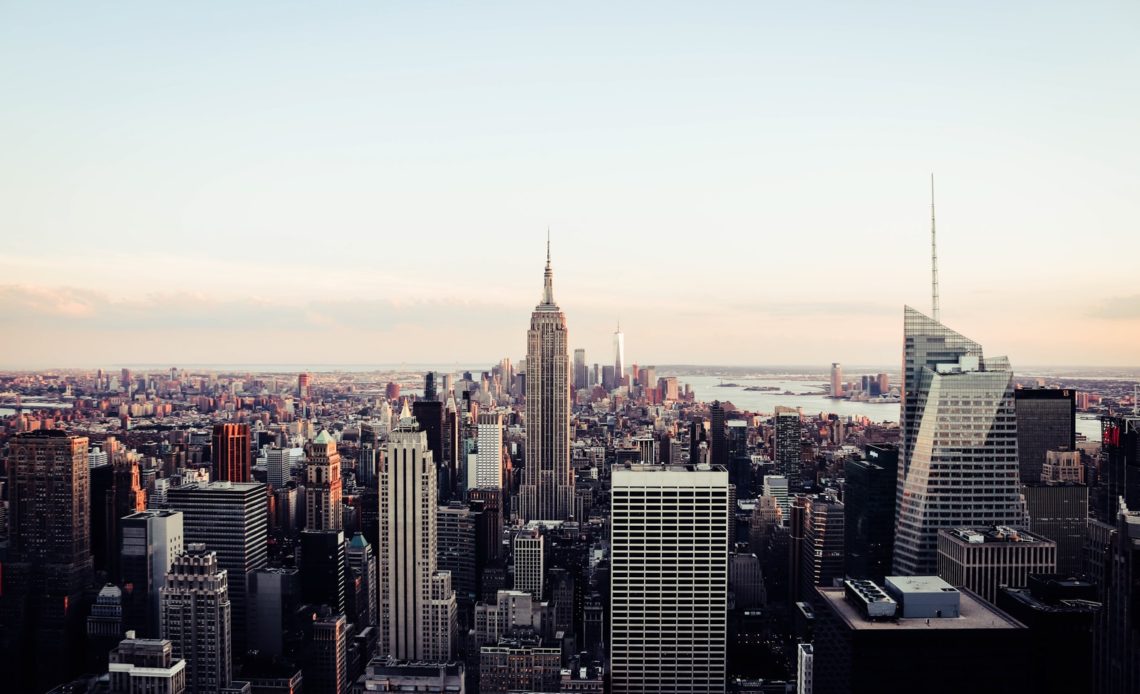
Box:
1099;415;1140;521
513;527;544;600
519;241;574;522
305;430;343;532
161;544;232;694
893;307;1028;576
108;632;188;694
378;416;457;662
346;532;378;627
121;510;185;636
1;431;94;691
166;481;268;655
212;423;251;483
937;526;1056;604
830;363;843;398
471;412;504;491
610;463;729;694
710;401;728;470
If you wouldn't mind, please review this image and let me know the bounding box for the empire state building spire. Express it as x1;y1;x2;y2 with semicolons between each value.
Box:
541;229;555;307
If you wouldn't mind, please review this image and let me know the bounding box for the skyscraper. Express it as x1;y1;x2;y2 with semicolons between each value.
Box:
378;416;457;662
613;322;625;388
161;544;232;694
108;632;188;694
1014;388;1076;484
1;431;93;691
513;527;544;600
893;307;1028;576
166;481;268;655
346;532;378;627
573;348;588;391
471;412;504;490
520;240;574;522
305;430;343;532
710;401;728;470
830;363;843;398
774;408;802;492
844;446;897;583
120;510;185;637
1099;415;1140;522
610;463;729;694
212;423;251;483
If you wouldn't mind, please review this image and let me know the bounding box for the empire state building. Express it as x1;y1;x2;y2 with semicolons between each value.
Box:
520;240;574;521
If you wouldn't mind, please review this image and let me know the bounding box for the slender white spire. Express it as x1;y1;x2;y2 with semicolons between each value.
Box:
931;173;940;322
541;229;555;306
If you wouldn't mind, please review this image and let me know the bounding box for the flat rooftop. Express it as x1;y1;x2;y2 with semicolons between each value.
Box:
942;526;1051;544
817;586;1022;631
886;575;957;595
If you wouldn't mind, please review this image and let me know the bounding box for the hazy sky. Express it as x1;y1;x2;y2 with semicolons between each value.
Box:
2;2;1138;369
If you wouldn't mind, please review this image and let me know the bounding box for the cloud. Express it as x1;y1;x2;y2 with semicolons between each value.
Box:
1089;295;1140;320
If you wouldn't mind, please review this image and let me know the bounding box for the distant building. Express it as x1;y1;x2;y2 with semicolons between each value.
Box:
610;464;728;694
936;526;1057;604
844;446;897;583
1014;388;1076;484
830;363;843;398
212;423;251;483
161;544;232;694
774;409;802;492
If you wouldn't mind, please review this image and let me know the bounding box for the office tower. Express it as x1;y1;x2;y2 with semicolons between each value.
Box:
830;363;843;398
248;567;300;658
844;445;898;582
995;575;1099;694
798;494;845;600
468;488;503;561
306;611;348;694
300;528;346;615
108;632;188;694
610;463;729;694
471;412;504;490
710;401;728;470
385;382;400;400
1022;481;1088;574
1043;448;1085;483
88;584;126;668
936;526;1056;604
1;431;93;691
266;447;291;488
166;481;268;655
1015;388;1076;483
305;430;343;532
212;423;252;483
893;307;1028;576
346;532;378;627
601;365;615;390
520;242;574;522
876;373;890;395
161;544;232;694
689;417;707;464
1091;500;1140;693
121;510;185;636
774;408;802;491
812;577;1029;694
298;373;311;399
437;502;478;631
573;348;587;390
613;322;625;388
1099;415;1140;521
763;474;790;519
797;643;813;694
378;417;457;661
513;528;544;600
730;553;764;608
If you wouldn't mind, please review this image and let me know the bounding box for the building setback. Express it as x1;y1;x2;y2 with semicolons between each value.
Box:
936;526;1057;604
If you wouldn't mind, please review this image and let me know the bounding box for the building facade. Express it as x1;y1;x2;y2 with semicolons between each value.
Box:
936;526;1057;604
160;544;232;694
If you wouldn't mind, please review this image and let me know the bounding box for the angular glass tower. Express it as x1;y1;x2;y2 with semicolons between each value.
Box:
893;306;1028;575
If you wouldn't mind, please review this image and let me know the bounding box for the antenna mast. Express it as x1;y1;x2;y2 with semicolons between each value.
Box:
931;173;940;322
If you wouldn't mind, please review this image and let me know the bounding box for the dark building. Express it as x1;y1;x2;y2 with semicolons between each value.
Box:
1;431;94;692
710;401;728;470
167;481;268;657
90;462;116;575
300;529;346;615
412;399;445;498
844;445;898;583
1015;388;1076;484
467;488;503;561
1091;502;1140;694
213;423;252;483
813;577;1031;694
995;575;1100;694
437;502;479;631
689;417;707;465
1023;482;1089;575
1100;416;1140;522
797;494;845;601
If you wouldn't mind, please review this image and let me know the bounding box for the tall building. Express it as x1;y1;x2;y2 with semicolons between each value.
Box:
412;394;446;496
300;528;346;615
121;510;185;636
710;401;728;470
108;632;188;694
573;348;588;391
1014;388;1076;484
762;474;790;519
519;242;574;522
1091;500;1140;693
161;544;232;694
471;412;504;491
305;430;343;532
613;322;625;388
297;373;311;399
513;527;544;600
1022;481;1088;574
212;423;252;483
346;532;378;627
378;416;457;662
798;494;845;600
610;464;729;694
1;431;93;691
830;363;843;398
266;447;292;489
844;446;897;582
305;611;348;694
774;408;802;492
1099;415;1140;522
936;526;1056;604
893;307;1027;576
166;481;268;655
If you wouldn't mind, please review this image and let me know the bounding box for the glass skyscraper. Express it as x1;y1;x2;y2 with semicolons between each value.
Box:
893;306;1028;576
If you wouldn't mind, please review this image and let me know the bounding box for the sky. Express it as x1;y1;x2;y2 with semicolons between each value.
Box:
2;1;1138;369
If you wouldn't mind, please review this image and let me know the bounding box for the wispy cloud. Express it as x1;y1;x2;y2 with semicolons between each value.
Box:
1089;295;1140;320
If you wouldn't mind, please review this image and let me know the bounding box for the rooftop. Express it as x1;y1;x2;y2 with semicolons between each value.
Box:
818;585;1022;631
941;526;1050;545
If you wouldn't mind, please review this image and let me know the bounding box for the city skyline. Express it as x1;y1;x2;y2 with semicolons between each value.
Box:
2;3;1139;368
